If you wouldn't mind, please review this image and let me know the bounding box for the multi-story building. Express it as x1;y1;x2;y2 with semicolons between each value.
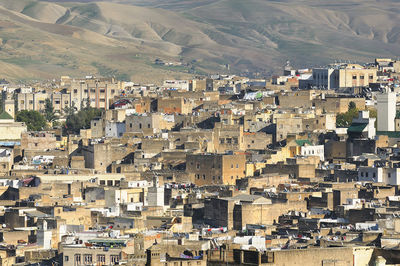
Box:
69;77;122;110
62;240;124;266
186;153;246;186
311;64;378;89
358;166;400;185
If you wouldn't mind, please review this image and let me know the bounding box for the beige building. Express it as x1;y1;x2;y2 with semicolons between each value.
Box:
17;92;48;113
0;112;27;141
338;64;378;88
275;117;303;141
186;153;246;186
313;96;366;114
20;132;57;151
157;97;194;114
70;77;122;110
213;123;244;152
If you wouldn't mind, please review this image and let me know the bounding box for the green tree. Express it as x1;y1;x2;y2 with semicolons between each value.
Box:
348;101;357;110
63;101;76;117
16;110;47;131
64;106;103;135
396;110;400;119
44;99;57;123
336;102;359;127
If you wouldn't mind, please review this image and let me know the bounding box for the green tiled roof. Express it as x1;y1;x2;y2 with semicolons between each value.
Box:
347;123;367;133
0;111;13;120
295;139;311;146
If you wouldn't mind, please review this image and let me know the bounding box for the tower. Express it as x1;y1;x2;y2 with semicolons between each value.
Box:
2;91;14;119
377;92;396;132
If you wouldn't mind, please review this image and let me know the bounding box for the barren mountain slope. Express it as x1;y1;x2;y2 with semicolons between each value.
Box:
0;0;398;81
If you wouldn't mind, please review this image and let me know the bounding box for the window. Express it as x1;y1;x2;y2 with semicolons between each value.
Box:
74;254;81;264
84;254;92;264
369;75;373;79
366;172;369;177
231;164;234;168
196;163;200;169
110;255;119;264
100;89;105;93
236;164;239;168
219;138;224;144
130;123;132;128
373;172;376;178
360;75;364;80
203;174;206;180
389;173;391;178
74;89;78;93
94;123;97;126
100;180;105;185
107;180;113;186
139;123;142;129
352;75;357;80
147;124;151;128
29;100;33;104
97;254;105;264
111;89;115;94
196;174;199;179
64;256;69;262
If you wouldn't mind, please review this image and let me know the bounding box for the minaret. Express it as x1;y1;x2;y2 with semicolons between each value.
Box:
377;91;396;132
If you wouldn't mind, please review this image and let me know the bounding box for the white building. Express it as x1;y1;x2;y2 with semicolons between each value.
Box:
146;177;164;207
312;68;339;90
358;166;400;185
162;80;189;91
128;180;152;188
377;92;396;131
348;111;376;139
105;189;128;216
105;121;126;138
300;145;325;161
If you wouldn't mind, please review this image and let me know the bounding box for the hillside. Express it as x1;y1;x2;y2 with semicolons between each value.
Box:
0;0;398;82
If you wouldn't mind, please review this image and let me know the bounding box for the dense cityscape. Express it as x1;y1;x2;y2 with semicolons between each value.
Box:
0;58;397;265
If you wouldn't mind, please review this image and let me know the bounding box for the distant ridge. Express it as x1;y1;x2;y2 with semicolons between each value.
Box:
0;0;397;81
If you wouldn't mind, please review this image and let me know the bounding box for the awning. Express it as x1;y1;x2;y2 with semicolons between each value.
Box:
347;123;368;133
